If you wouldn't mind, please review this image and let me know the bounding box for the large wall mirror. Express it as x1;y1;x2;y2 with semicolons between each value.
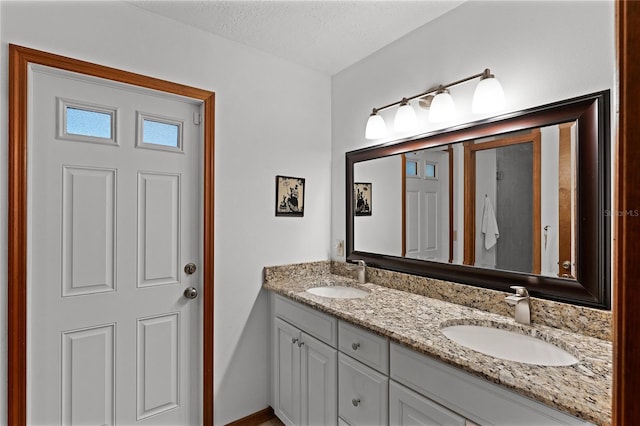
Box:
346;91;610;309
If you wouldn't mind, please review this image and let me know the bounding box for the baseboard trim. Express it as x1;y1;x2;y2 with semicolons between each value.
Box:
226;406;276;426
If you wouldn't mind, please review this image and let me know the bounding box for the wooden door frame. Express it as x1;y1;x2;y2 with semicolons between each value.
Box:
7;44;215;425
557;123;574;278
614;1;640;423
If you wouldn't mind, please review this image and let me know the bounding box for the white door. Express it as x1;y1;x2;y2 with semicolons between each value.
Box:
28;64;202;425
405;151;449;261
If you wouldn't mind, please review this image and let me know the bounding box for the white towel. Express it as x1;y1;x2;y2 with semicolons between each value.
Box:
481;196;499;250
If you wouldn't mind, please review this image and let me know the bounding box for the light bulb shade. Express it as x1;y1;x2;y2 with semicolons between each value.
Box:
365;113;387;139
429;90;456;123
472;75;505;114
394;102;418;132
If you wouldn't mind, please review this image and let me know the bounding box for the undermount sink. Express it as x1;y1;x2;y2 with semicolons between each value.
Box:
441;325;578;366
305;286;369;299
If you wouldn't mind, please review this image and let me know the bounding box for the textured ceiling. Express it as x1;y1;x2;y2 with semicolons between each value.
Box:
129;1;464;75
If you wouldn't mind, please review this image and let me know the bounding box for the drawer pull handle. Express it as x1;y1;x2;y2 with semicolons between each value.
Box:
291;338;298;345
352;398;361;407
352;342;360;351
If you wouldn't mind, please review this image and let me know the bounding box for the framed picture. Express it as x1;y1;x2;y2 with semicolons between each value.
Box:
354;182;372;216
275;175;305;217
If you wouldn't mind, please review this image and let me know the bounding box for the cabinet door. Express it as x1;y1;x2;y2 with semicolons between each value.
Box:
301;332;338;426
389;381;465;426
274;318;302;426
339;353;388;426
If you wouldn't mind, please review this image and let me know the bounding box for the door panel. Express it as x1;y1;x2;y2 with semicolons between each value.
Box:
406;191;419;254
137;313;180;420
137;172;180;287
424;191;438;252
62;166;117;296
28;64;202;425
61;324;116;425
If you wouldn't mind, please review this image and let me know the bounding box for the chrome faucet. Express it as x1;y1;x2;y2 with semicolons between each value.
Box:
505;286;531;325
354;260;366;284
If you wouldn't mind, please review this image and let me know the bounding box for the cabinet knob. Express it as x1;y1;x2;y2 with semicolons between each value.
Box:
291;337;298;345
352;398;361;407
352;342;360;351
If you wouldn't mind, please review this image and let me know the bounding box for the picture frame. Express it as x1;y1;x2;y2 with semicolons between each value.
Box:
354;182;372;216
275;175;305;217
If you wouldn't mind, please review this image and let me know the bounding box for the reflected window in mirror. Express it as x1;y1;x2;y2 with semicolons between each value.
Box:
406;159;418;177
425;162;437;179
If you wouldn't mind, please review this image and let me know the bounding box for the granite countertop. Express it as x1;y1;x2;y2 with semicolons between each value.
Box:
264;272;612;425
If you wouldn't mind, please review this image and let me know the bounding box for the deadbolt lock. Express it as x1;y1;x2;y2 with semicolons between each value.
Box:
184;263;197;275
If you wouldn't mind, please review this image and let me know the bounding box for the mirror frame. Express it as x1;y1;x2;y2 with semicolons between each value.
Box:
346;90;610;309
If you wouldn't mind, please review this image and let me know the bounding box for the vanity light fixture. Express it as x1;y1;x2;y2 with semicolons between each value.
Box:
429;86;456;123
365;109;387;139
364;68;506;139
394;98;418;132
472;69;506;114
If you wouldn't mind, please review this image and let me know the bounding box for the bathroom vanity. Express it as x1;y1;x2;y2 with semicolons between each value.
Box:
265;263;611;426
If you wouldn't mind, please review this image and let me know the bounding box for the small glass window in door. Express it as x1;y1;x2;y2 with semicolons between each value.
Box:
58;98;117;145
406;159;419;178
425;162;437;179
136;112;183;153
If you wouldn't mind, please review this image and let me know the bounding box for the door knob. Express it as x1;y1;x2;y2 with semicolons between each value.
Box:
183;287;198;299
561;260;571;270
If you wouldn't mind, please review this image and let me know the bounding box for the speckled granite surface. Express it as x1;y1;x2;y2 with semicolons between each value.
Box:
329;261;612;341
263;261;612;426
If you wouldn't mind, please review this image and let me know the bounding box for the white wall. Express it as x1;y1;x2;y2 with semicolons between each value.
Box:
331;1;616;261
541;125;561;276
0;2;332;424
353;155;402;255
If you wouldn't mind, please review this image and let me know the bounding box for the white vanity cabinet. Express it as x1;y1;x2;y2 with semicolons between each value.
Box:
273;295;338;426
390;343;591;426
271;293;591;426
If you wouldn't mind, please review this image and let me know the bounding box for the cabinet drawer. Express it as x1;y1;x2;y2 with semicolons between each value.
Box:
274;294;338;347
338;353;388;426
339;320;389;374
390;343;590;425
389;380;465;426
